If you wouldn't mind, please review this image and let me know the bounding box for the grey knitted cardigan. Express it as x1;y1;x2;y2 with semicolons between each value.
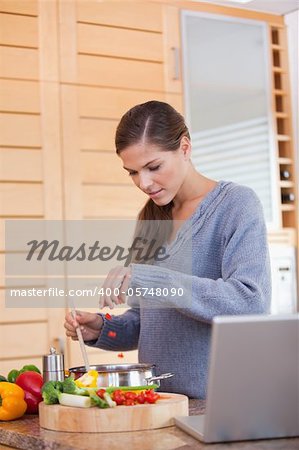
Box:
87;181;271;398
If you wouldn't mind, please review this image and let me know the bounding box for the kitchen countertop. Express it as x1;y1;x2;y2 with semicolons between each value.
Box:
0;400;299;450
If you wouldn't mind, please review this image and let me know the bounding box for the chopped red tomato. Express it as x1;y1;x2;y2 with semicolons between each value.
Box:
144;389;160;404
112;390;124;405
124;391;137;400
110;388;160;406
136;392;145;404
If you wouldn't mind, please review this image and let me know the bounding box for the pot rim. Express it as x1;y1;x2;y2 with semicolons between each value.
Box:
69;363;156;373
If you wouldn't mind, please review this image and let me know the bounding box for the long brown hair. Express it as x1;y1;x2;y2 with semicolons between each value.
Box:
115;101;190;263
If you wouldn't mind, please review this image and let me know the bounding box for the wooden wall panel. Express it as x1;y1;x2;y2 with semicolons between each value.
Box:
0;218;45;252
0;252;59;288
76;1;163;32
0;114;41;147
0;322;48;358
57;0;78;83
78;86;182;119
0;183;43;216
80;119;118;151
78;24;163;61
0;220;4;251
1;357;42;375
0;290;47;323
0;47;39;80
165;93;183;113
82;152;129;185
1;277;46;291
0;80;40;113
83;185;146;218
163;5;182;94
60;85;83;220
78;55;164;91
0;149;42;182
0;14;38;47
0;254;5;287
0;0;38;16
37;0;67;365
0;114;41;148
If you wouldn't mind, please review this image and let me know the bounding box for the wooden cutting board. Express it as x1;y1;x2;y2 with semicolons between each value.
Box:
39;393;189;433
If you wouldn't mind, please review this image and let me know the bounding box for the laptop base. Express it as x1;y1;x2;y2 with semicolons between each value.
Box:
174;415;205;442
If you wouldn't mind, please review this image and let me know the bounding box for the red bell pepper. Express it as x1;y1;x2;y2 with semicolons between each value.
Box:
15;371;43;414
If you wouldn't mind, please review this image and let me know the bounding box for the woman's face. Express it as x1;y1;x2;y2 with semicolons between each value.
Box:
119;138;191;206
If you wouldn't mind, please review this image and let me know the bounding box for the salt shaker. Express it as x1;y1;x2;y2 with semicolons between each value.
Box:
43;347;65;382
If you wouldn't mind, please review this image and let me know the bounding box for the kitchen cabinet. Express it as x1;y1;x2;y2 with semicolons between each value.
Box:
0;0;65;374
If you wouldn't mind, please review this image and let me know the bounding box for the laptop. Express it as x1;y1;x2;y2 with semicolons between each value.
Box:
175;314;299;443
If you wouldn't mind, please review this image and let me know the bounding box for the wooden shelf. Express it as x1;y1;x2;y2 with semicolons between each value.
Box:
276;112;288;118
269;23;284;29
271;44;283;51
274;89;287;96
280;181;294;188
270;24;297;231
281;204;296;212
278;157;293;165
277;134;291;142
273;66;286;74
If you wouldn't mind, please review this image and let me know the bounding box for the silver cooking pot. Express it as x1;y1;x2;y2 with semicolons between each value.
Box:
68;363;174;388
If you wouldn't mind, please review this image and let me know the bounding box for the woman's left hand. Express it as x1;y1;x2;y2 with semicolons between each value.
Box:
99;266;132;309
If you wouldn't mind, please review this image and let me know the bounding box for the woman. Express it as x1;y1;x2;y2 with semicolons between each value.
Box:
64;100;271;399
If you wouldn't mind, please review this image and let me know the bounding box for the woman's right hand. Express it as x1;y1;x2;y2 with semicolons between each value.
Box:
64;310;103;342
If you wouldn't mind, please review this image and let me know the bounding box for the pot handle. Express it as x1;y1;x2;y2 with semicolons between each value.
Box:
145;372;174;386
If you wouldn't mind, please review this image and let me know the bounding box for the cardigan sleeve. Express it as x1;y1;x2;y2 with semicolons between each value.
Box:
85;307;140;351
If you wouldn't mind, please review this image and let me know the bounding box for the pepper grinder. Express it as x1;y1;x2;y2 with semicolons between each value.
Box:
43;347;65;382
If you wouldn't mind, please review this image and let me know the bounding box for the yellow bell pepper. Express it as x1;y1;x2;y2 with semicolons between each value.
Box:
75;370;98;388
0;382;27;421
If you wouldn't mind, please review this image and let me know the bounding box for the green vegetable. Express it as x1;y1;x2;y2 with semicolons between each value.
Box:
0;375;7;382
62;377;88;396
89;391;109;409
7;369;19;383
42;380;152;409
41;380;63;405
58;393;91;408
42;378;88;405
103;392;116;408
84;384;159;396
19;365;41;375
6;365;41;384
100;384;159;394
